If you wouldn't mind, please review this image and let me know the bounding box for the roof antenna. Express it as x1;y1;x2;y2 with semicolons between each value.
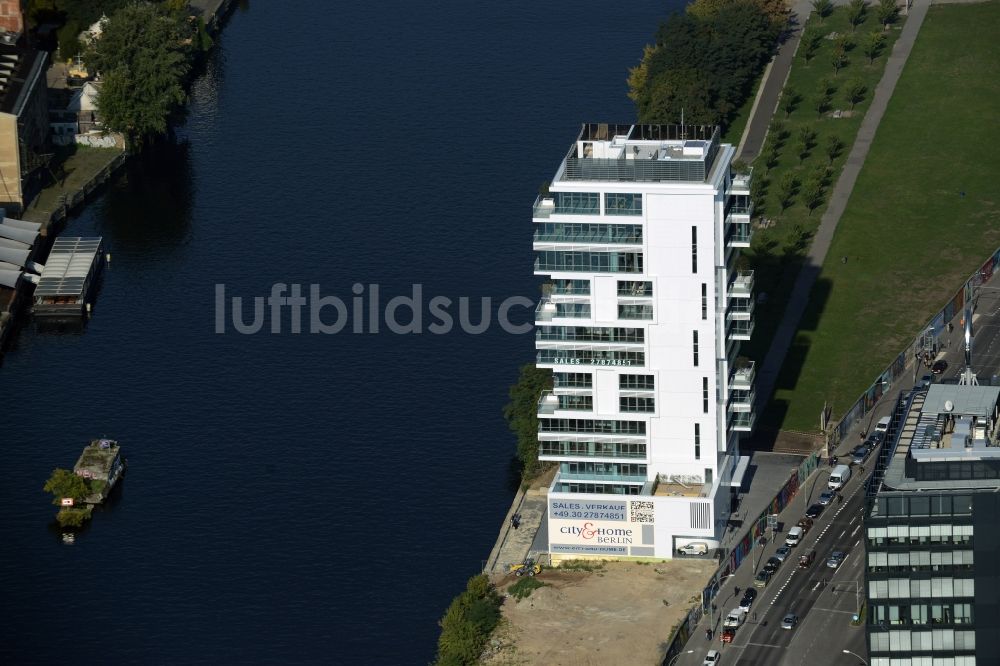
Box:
959;305;978;386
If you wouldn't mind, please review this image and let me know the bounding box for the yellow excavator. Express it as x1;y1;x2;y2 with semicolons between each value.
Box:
509;558;541;577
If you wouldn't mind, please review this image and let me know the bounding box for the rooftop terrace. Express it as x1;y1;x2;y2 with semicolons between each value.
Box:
557;123;723;184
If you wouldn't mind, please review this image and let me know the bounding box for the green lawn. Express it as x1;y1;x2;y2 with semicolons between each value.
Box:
743;6;906;364
769;1;1000;432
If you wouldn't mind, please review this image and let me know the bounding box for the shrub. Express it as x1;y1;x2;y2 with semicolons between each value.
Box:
508;577;546;600
435;575;503;666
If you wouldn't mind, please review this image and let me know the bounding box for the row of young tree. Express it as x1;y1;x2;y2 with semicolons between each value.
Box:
627;0;788;127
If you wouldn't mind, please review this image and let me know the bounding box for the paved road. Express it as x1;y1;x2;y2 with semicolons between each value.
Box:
754;0;932;414
731;465;870;665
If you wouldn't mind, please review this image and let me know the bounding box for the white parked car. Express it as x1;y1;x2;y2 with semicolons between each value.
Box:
703;649;721;665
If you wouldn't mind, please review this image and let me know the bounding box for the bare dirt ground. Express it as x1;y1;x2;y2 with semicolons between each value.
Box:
483;559;717;666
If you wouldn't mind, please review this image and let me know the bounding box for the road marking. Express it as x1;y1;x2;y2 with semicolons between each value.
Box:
849;515;857;525
810;607;857;615
745;642;785;649
838;529;846;538
855;539;861;548
850;525;860;537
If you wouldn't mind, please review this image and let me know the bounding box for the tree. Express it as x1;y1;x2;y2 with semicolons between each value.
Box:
876;0;899;29
800;27;823;64
811;0;834;22
801;176;826;215
831;44;848;75
847;0;869;31
761;140;780;169
819;77;837;97
825;135;845;164
503;365;553;480
88;3;196;147
844;78;867;109
43;468;89;504
815;91;832;117
796;126;816;163
436;575;502;666
769;118;789;145
863;30;886;64
776;172;799;212
781;87;801;118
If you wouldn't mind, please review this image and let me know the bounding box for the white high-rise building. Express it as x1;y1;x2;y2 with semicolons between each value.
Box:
533;124;755;560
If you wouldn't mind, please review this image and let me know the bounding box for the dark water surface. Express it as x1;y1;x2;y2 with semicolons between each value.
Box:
0;1;680;662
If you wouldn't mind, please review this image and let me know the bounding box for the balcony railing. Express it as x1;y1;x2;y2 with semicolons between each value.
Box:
728;389;755;413
727;299;755;321
726;224;753;249
730;168;752;193
536;297;591;322
727;319;754;341
558;470;648;483
533;196;555;219
729;411;755;432
728;271;754;299
730;361;755;390
538;391;593;414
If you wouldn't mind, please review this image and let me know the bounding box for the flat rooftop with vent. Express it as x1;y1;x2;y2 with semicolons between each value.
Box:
883;384;1000;491
553;123;724;183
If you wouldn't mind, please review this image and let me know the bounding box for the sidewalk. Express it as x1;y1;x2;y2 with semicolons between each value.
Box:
754;0;931;414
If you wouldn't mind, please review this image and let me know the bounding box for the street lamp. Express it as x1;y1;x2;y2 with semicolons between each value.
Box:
842;649;868;665
707;573;738;631
668;650;694;666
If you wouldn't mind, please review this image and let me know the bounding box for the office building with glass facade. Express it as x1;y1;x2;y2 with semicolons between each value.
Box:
533;124;754;560
865;384;1000;666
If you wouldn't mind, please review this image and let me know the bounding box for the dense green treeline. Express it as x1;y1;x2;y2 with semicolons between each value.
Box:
628;0;788;128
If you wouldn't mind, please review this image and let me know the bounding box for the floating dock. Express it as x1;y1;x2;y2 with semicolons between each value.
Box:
73;439;126;504
33;237;105;318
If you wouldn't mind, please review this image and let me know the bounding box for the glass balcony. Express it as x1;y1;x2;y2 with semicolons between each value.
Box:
533;222;642;245
617;281;653;297
533;196;555;219
538;391;593;415
558;470;647;483
729;410;755;432
725;201;754;224
728;388;755;413
727;299;755;321
726;224;753;249
537;349;645;368
728;271;754;299
727;319;754;341
536;297;591;322
539;441;647;460
730;168;752;194
730;361;755;390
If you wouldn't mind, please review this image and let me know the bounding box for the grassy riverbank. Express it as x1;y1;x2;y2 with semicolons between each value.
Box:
743;5;907;367
770;0;1000;431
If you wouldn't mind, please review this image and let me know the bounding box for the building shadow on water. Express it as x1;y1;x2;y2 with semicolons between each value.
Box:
96;140;195;251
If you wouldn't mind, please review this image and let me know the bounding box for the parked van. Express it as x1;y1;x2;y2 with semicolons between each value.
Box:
677;541;709;556
785;525;804;547
724;608;747;628
875;416;891;433
828;464;852;490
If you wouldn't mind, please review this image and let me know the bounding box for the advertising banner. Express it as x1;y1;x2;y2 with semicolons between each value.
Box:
548;498;655;555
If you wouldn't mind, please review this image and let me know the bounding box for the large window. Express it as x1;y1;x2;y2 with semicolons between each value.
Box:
539;440;646;459
553;191;599;215
553;372;592;389
561;462;646;479
553;303;591;318
693;330;700;366
620;396;654;413
538;419;645;435
618;280;652;297
695;423;701;460
604;193;642;216
537;326;644;343
534;222;642;244
535;250;643;273
557;395;592;410
555;482;641;495
619;304;652;320
619;374;654;391
702;283;708;319
551;279;590;295
703;377;709;413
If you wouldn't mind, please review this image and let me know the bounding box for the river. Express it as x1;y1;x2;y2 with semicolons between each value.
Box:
0;1;681;662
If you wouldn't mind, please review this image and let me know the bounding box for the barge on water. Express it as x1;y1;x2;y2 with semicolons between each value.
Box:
73;438;126;504
33;237;106;318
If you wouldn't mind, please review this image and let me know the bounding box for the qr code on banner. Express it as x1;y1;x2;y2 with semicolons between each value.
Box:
630;501;654;523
